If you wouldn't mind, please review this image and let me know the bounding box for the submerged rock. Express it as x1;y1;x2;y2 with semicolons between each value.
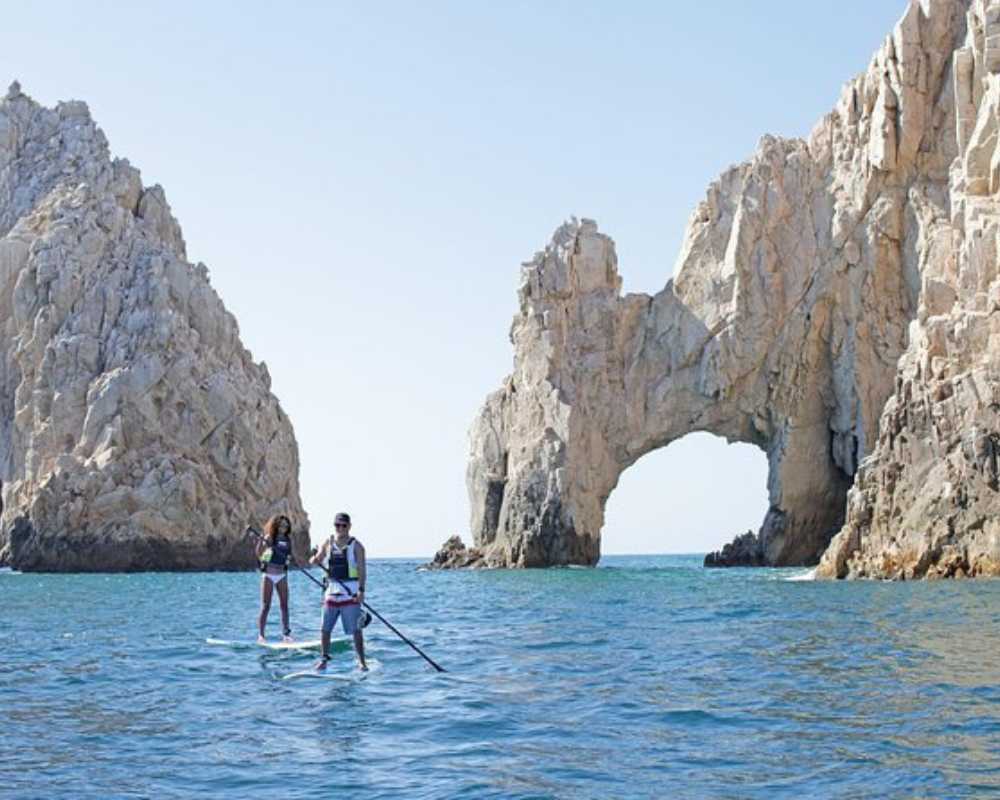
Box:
0;87;308;571
460;1;1000;578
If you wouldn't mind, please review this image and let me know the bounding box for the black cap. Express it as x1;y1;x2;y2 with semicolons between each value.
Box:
334;512;351;525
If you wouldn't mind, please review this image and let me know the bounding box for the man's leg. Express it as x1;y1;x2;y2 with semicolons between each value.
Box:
319;629;331;668
353;628;367;671
317;604;337;669
345;604;367;670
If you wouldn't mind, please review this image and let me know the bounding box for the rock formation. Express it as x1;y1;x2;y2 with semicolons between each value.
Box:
0;83;308;571
818;1;1000;579
426;535;486;569
704;532;765;568
462;0;1000;577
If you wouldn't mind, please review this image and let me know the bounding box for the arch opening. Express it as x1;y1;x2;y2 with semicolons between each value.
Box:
601;432;768;558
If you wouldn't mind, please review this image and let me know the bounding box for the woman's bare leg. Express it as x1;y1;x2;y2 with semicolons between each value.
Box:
276;576;291;638
258;576;273;640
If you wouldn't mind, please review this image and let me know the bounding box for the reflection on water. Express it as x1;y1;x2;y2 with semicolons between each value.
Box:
2;557;998;799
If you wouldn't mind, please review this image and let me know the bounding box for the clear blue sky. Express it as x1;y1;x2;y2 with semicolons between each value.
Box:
4;1;906;556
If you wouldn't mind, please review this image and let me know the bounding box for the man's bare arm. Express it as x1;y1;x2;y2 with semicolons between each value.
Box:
310;540;328;566
356;542;367;594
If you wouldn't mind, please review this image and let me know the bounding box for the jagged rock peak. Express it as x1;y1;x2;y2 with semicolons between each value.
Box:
0;84;309;571
459;0;999;578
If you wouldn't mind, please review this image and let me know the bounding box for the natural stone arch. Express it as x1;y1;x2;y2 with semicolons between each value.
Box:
464;2;968;569
467;211;864;568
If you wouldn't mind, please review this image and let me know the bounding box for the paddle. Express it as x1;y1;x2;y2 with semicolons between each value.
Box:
245;525;446;673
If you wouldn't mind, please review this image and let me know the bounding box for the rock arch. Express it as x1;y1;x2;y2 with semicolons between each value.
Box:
465;1;969;567
467;211;872;567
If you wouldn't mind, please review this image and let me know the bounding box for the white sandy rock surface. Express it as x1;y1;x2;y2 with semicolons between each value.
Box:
0;82;308;571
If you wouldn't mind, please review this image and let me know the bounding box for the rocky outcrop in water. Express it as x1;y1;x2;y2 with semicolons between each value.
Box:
427;535;486;569
0;83;308;571
460;1;1000;577
704;531;765;568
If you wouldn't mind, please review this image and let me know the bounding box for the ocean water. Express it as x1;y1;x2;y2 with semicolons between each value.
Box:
2;555;999;799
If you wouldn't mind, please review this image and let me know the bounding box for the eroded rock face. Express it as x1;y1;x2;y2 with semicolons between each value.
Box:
464;1;996;574
0;84;308;571
818;1;1000;579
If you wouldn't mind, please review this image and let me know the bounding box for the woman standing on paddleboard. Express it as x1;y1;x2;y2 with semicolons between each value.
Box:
256;514;297;643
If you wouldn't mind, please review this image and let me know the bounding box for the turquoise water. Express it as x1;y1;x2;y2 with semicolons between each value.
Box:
2;555;999;799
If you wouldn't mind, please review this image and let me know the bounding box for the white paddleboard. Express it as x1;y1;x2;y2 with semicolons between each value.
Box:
206;637;325;652
282;659;380;681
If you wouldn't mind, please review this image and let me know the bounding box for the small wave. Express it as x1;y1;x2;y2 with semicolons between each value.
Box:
656;708;760;728
0;567;22;575
785;568;816;582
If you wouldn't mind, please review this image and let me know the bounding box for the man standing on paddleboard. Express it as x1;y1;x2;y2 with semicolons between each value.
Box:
311;512;369;671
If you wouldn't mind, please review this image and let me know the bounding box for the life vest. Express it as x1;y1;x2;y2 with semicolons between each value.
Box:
326;537;359;600
260;535;291;571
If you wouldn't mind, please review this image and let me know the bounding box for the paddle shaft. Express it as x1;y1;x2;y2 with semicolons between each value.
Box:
245;526;446;672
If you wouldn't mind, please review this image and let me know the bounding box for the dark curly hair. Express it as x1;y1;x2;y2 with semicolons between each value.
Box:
263;514;292;546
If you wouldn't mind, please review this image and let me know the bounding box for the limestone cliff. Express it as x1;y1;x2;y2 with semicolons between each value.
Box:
818;1;1000;578
462;0;1000;577
0;83;308;571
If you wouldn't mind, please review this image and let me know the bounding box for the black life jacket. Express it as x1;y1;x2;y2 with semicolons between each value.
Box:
328;537;357;582
260;534;291;571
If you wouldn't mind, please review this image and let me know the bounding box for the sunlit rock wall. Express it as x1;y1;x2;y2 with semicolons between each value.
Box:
0;83;308;571
465;1;994;577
